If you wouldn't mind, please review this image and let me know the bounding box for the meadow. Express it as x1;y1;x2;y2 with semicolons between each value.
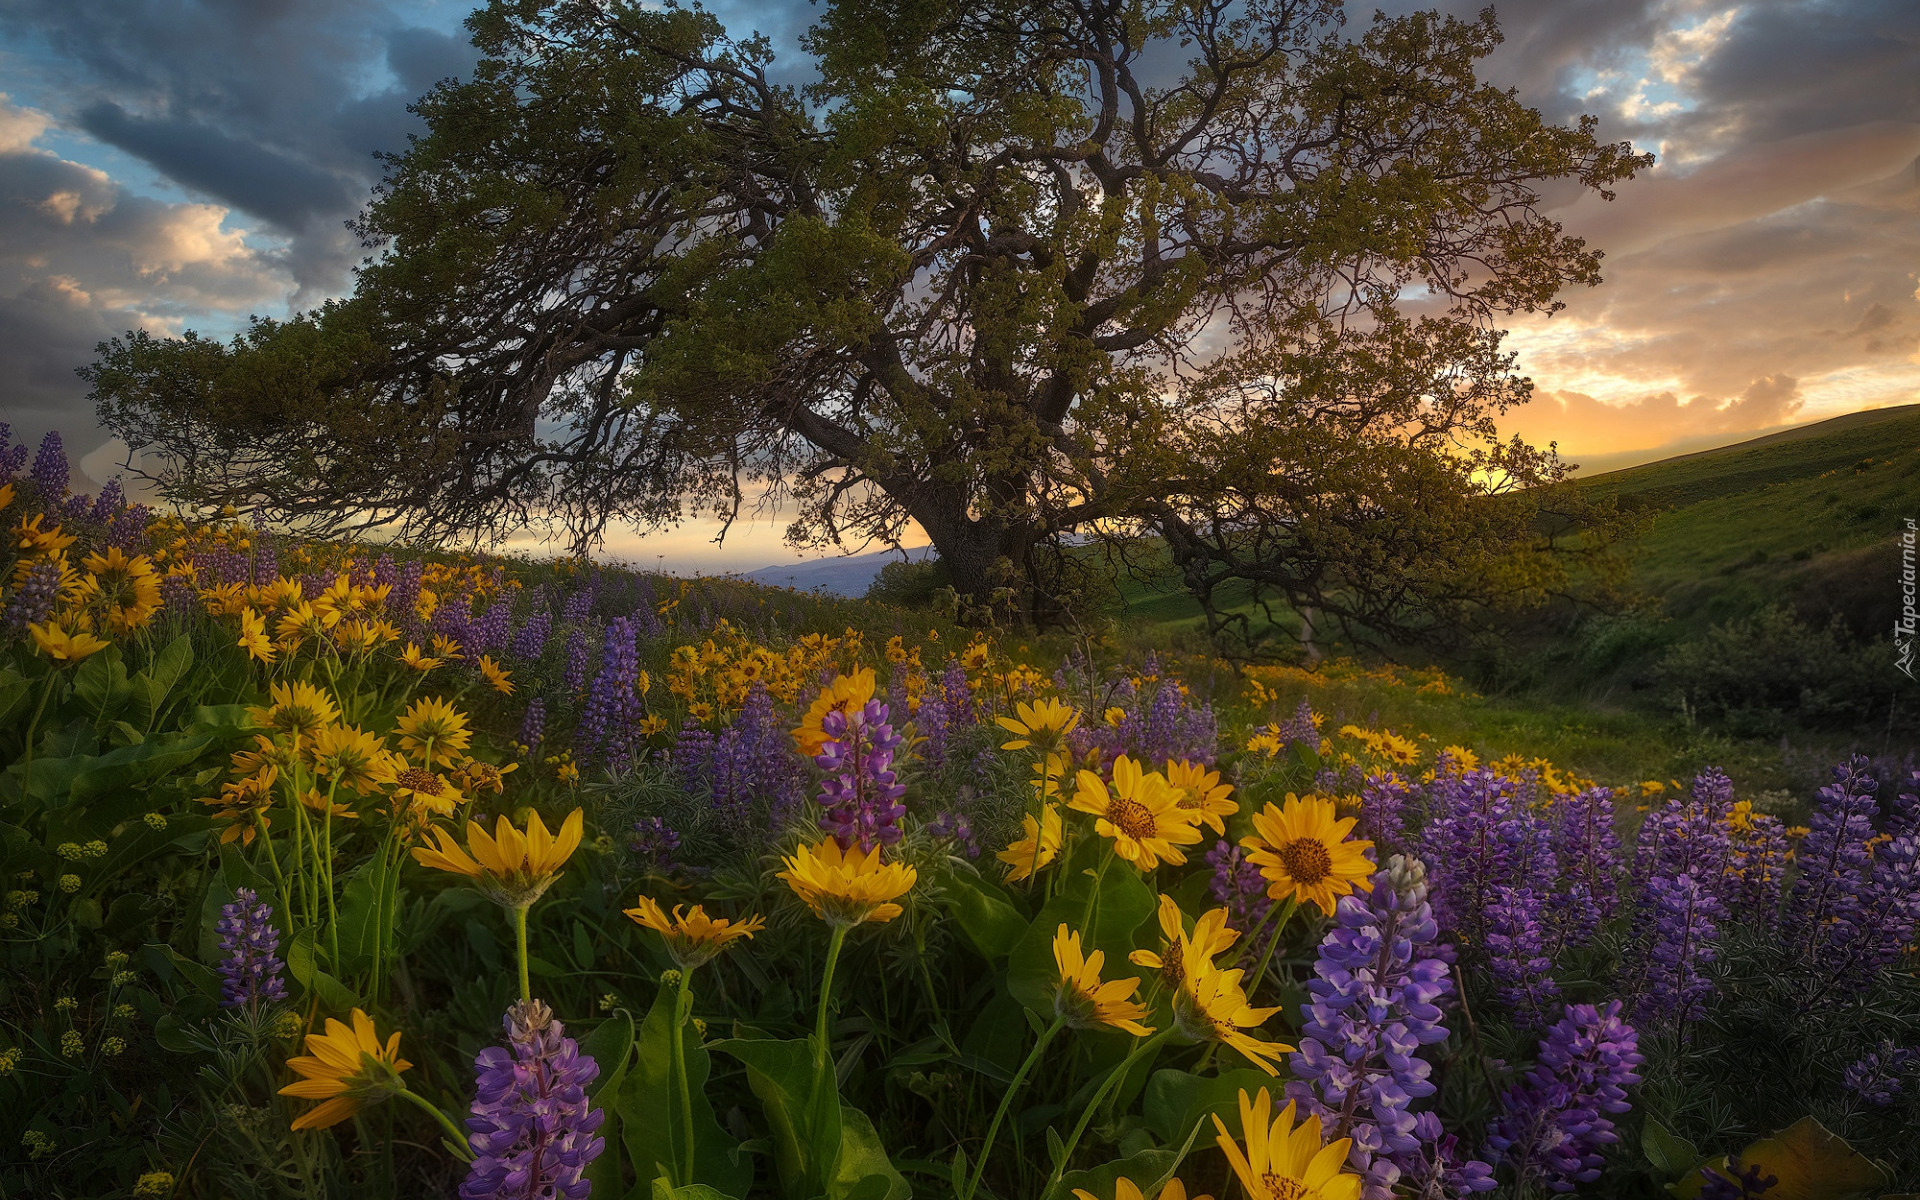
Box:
2;424;1917;1200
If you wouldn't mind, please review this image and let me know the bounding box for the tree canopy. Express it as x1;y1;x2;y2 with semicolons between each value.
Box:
86;0;1650;652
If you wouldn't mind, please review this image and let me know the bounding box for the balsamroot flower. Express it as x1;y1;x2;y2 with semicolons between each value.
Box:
1165;758;1238;835
461;999;606;1200
1073;1179;1211;1200
1243;793;1375;915
28;620;108;662
1071;755;1204;870
778;837;917;926
279;1009;412;1130
1211;1089;1363;1200
412;809;585;908
998;804;1063;883
996;697;1081;775
1052;924;1153;1035
215;887;287;1012
624;895;766;970
248;680;341;746
793;668;877;757
396;695;473;766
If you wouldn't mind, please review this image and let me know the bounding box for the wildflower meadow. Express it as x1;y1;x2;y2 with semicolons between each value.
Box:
1;424;1915;1200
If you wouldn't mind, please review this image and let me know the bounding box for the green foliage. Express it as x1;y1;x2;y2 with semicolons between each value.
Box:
1656;605;1897;737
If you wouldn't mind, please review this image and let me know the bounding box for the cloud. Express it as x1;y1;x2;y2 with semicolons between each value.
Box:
0;93;293;452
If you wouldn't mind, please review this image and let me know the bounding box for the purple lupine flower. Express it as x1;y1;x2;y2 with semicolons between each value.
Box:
941;660;973;726
575;618;642;769
30;431;67;500
1842;1042;1918;1107
472;597;514;653
1206;839;1274;946
1275;698;1320;751
1632;872;1721;1024
1359;772;1412;850
1787;757;1879;966
1698;1162;1780;1200
1395;1118;1498;1199
560;581;595;625
1485;886;1558;1022
460;999;605;1200
1818;829;1920;993
815;699;907;849
1485;1000;1643;1193
214;887;288;1012
1139;680;1184;766
630;817;684;877
1633;769;1736;909
107;503;150;550
562;630;592;695
737;683;803;819
0;424;25;478
62;491;91;525
519;699;547;750
1287;856;1489;1200
159;571;196;617
1726;809;1790;930
510;609;553;661
915;692;950;767
6;558;63;631
87;479;123;524
1549;787;1621;952
926;811;980;858
1420;769;1555;955
251;528;279;586
390;559;424;627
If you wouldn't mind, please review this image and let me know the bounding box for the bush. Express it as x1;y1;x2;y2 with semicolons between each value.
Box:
864;555;951;607
1655;604;1901;736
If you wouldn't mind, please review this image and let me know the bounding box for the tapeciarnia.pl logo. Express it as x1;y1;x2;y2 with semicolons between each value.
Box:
1899;516;1917;680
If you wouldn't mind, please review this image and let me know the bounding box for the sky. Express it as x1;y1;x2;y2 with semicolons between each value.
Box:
0;0;1915;571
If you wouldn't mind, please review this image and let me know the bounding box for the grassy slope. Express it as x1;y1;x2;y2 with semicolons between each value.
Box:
1083;406;1920;792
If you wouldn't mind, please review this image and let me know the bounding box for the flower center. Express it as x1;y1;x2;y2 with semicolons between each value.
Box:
1107;795;1158;840
396;768;443;794
1277;837;1333;884
1262;1173;1310;1200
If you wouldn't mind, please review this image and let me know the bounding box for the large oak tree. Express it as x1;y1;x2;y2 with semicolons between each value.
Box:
87;0;1648;649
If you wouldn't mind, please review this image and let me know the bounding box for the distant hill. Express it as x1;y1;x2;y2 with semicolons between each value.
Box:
742;545;936;597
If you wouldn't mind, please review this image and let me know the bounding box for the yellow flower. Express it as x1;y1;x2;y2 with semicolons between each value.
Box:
305;724;396;796
431;632;465;662
1103;706;1126;727
1071;755;1204;870
396;696;472;767
389;757;466;816
778;837;917;927
237;607;276;663
1051;924;1153;1035
1242;794;1375;915
1128;893;1237;992
996;697;1081;771
1164;759;1237;835
411;808;586;907
478;654;514;695
198;771;275;845
792;669;876;757
1440;745;1480;773
1074;1179;1211;1200
1176;943;1289;1074
1212;1090;1361;1200
248;681;341;745
998;804;1063;883
279;1009;412;1130
624;896;766;969
274;602;329;651
28;621;109;662
399;641;442;672
15;514;77;556
74;548;160;633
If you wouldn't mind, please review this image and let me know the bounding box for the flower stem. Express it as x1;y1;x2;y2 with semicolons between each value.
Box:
395;1085;475;1162
672;969;697;1185
513;902;532;1005
18;669;57;798
1042;1028;1173;1200
1077;844;1114;939
961;1017;1063;1200
1243;895;1299;1000
805;923;850;1194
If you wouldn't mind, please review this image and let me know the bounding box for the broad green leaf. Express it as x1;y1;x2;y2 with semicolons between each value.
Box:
624;991;753;1197
286;927;360;1011
582;1011;634;1200
336;854;395;979
1142;1068;1283;1146
831;1102;910;1200
1643;1118;1703;1177
940;867;1028;960
712;1033;841;1199
647;1182;737;1200
1005;846;1156;1017
71;645;131;729
1057;1147;1180;1200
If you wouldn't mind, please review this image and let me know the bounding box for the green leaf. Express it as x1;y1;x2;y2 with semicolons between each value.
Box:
830;1102;910;1200
1142;1068;1283;1146
1005;847;1156;1017
1057;1147;1179;1200
583;1011;634;1200
286;927;360;1012
940;867;1028;960
71;644;131;729
140;941;222;1001
624;991;753;1197
336;854;395;979
711;1034;836;1199
1642;1118;1702;1177
646;1182;737;1200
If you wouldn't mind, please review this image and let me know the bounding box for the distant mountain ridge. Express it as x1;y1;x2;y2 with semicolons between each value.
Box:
741;545;937;597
